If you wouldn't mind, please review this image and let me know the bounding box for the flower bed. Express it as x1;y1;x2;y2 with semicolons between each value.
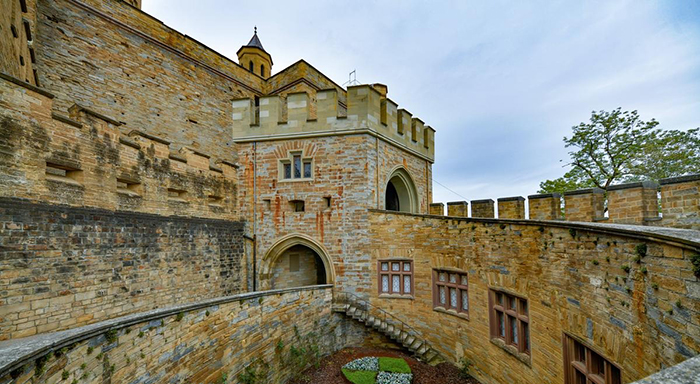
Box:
342;356;413;384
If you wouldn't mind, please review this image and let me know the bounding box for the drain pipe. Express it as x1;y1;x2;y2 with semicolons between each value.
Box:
252;141;257;292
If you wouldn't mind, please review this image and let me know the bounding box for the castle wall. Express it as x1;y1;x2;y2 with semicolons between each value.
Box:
32;0;263;160
0;67;246;340
367;211;700;384
0;199;245;341
0;0;38;85
236;134;377;294
0;286;370;383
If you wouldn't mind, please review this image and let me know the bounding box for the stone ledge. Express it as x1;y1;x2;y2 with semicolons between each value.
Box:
659;174;700;186
0;284;332;376
607;180;659;191
369;209;700;250
631;355;700;383
497;196;525;202
563;187;605;196
0;72;55;98
527;193;561;199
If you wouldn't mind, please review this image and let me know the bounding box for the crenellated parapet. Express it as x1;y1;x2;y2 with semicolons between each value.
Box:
0;74;239;221
231;84;435;162
430;176;700;230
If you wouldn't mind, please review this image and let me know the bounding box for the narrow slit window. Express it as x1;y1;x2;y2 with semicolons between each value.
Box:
293;155;301;178
303;160;312;178
249;61;253;72
323;196;331;208
260;64;265;77
23;20;32;41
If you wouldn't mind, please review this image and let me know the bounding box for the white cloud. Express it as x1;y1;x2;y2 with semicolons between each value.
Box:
143;0;700;203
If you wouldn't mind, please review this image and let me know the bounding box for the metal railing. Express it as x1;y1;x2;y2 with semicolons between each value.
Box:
333;291;433;358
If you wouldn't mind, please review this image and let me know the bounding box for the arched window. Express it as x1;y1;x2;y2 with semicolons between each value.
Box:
260;64;265;77
385;167;418;213
249;61;253;72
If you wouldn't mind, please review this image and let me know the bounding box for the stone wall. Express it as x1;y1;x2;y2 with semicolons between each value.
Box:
0;71;246;340
237;129;432;295
236;134;376;294
0;76;239;221
0;198;245;340
0;0;38;85
0;286;369;383
367;210;700;384
270;245;322;289
33;0;262;161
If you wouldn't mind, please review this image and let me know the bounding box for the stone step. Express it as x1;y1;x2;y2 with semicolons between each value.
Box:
404;336;416;347
339;300;444;366
409;339;423;352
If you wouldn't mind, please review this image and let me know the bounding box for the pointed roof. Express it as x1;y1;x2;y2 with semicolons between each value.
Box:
241;27;266;53
246;32;265;51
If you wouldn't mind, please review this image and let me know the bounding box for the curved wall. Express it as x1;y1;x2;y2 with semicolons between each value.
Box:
367;210;700;384
0;286;368;383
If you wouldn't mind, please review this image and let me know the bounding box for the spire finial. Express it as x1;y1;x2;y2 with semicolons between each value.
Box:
254;26;257;35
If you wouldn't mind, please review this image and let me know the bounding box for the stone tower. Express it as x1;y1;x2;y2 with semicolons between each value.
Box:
237;27;272;78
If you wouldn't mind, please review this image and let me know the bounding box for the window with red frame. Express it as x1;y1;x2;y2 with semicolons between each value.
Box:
378;260;412;296
489;289;530;355
433;270;469;315
564;335;621;384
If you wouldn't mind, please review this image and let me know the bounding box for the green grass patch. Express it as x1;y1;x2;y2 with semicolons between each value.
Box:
378;357;411;374
342;369;377;384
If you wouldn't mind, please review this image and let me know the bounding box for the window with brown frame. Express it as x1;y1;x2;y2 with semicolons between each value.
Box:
489;289;530;355
432;270;468;315
564;335;621;384
378;260;412;296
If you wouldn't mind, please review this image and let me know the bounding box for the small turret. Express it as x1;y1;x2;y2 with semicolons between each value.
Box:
237;27;272;79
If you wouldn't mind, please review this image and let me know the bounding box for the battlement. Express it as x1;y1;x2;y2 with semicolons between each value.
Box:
431;175;700;230
231;84;435;162
0;74;239;221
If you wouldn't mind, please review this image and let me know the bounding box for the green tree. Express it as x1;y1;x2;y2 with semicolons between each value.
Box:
539;109;699;194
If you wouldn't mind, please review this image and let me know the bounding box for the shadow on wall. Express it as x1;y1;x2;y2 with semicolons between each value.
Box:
270;244;327;289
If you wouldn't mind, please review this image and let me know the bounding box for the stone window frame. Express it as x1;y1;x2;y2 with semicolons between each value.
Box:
432;269;469;319
488;289;530;360
563;334;621;384
279;150;313;182
378;260;413;298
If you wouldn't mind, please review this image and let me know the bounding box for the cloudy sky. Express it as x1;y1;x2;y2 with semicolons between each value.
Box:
143;0;700;204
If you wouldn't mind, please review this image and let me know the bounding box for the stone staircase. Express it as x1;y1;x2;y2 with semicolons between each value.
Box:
334;294;444;365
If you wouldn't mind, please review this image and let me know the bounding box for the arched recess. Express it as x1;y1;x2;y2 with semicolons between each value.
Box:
385;166;418;213
260;234;335;290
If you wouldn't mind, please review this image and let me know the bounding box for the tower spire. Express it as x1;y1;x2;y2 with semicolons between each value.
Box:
237;26;273;78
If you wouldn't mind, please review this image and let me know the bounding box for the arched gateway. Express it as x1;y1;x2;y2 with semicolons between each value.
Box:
260;234;335;289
